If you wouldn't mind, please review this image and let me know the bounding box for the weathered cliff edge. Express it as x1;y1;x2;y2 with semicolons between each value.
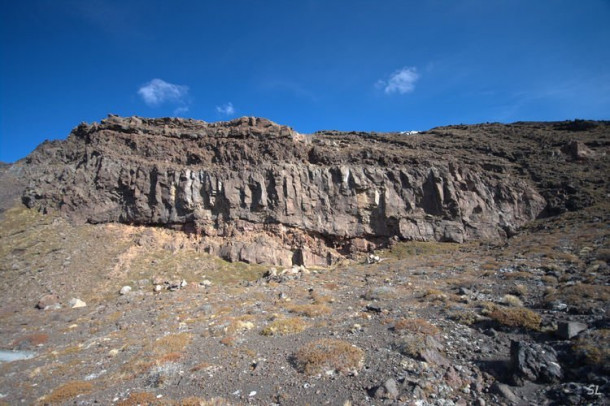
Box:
16;116;608;266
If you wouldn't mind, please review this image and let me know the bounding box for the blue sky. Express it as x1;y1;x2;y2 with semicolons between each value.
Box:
1;0;609;162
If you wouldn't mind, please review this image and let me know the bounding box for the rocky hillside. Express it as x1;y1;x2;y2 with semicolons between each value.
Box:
0;117;608;406
14;116;608;267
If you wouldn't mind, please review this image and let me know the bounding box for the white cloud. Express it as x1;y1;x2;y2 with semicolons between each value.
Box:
173;106;189;116
138;78;189;107
216;102;235;116
377;67;419;94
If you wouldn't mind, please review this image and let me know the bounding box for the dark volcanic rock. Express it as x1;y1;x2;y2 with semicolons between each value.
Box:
557;321;588;340
11;116;610;265
510;341;563;386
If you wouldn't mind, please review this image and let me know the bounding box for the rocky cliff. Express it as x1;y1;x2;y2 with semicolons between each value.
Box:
16;116;609;266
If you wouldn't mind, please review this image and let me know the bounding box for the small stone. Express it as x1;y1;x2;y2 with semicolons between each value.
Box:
366;254;381;264
152;276;165;285
194;305;211;316
366;304;382;313
412;385;426;400
383;378;399;399
237;321;255;330
168;280;181;291
180;279;188;288
420;347;450;366
491;382;519;404
153;284;163;292
200;279;212;287
36;294;60;310
68;298;86;308
550;301;568;311
119;286;132;295
557;321;587;339
445;367;463;389
484;328;499;338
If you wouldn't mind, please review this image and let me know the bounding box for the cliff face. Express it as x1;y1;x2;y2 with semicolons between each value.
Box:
21;115;605;266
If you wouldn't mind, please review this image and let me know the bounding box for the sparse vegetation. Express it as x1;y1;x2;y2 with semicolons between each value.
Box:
510;284;528;296
293;339;365;375
488;306;541;330
116;392;157;406
544;282;610;312
449;310;479;326
392;318;440;335
572;329;610;372
362;286;398;300
154;333;192;355
43;380;93;404
387;241;459;260
285;303;331;317
501;294;524;307
12;333;49;347
261;317;309;336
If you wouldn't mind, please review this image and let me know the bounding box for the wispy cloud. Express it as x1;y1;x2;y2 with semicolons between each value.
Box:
216;102;235;116
377;67;419;94
138;78;189;107
173;106;189;116
260;80;318;101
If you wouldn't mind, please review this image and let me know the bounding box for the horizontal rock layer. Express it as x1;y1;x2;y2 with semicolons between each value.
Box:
20;115;590;266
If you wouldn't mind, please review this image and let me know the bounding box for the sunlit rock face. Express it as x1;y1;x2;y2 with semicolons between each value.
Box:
20;115;547;266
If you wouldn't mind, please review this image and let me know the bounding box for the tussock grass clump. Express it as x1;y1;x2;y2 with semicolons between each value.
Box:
362;286;397;300
310;291;334;304
158;352;182;363
572;329;610;372
261;317;308;336
501;294;524;307
224;315;256;334
541;275;558;286
153;333;192;355
286;303;331;318
502;271;533;280
449;310;479;326
488;306;541;330
421;288;455;303
43;380;93;404
116;392;157;406
510;284;528;296
392;318;440;335
120;357;156;378
551;282;609;303
293;339;365;375
544;282;610;313
219;335;237;347
13;333;49;347
595;248;610;263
